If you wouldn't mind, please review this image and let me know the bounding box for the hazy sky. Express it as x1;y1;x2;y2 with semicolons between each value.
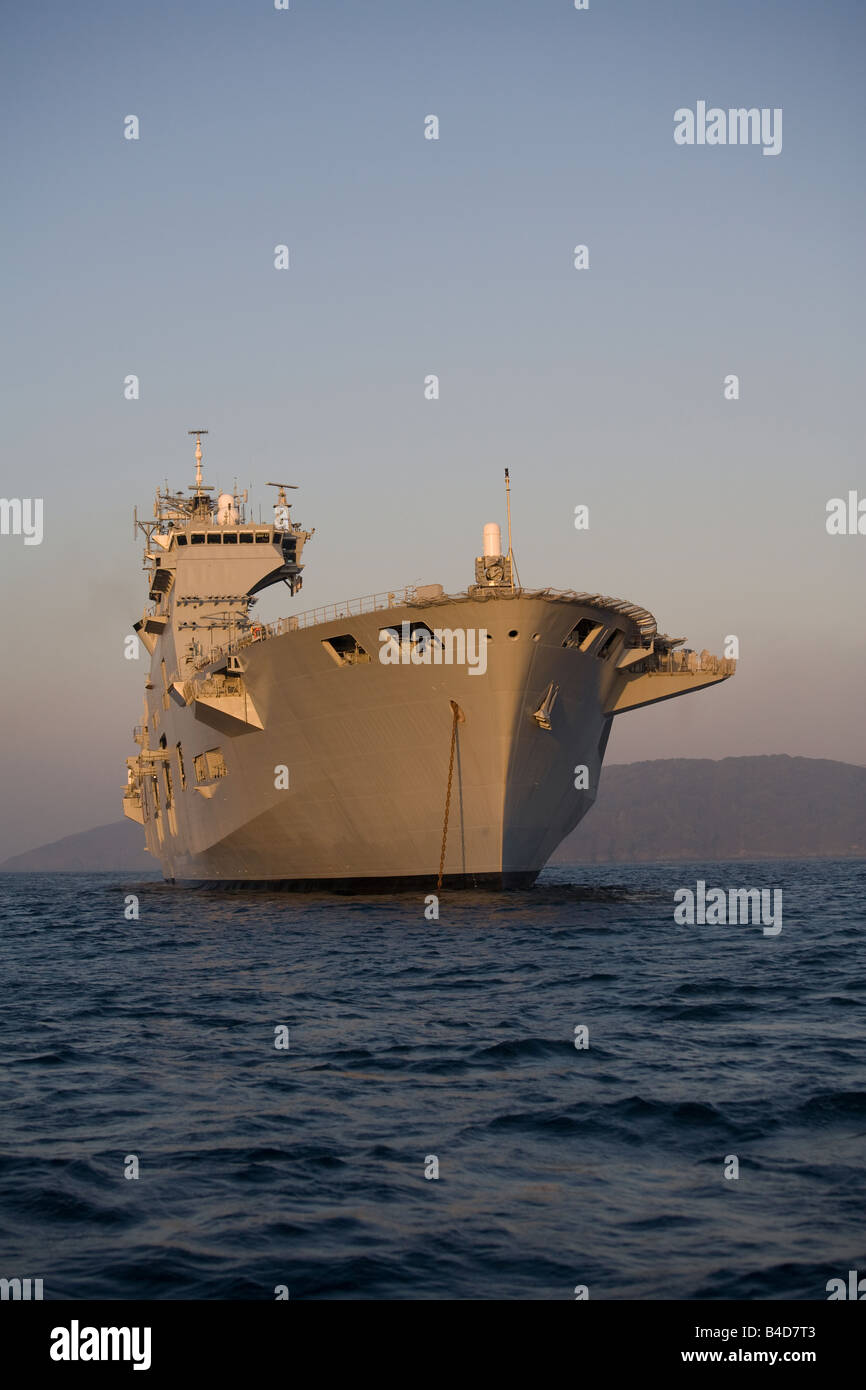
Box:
1;0;864;858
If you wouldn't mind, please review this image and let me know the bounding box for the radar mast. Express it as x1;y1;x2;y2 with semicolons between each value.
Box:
188;429;213;518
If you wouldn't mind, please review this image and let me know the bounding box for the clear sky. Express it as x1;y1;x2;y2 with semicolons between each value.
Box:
0;0;864;858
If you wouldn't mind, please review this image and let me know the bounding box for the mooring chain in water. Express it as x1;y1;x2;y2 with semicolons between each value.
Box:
437;699;464;890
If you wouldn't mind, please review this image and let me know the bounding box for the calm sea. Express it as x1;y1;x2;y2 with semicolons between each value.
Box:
1;859;864;1300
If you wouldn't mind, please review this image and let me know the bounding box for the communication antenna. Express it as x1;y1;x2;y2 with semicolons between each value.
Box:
187;429;212;493
504;468;520;593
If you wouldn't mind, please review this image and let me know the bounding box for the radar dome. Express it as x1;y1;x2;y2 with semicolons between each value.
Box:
217;493;238;525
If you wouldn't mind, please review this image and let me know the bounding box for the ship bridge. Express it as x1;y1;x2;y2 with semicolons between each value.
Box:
133;433;314;674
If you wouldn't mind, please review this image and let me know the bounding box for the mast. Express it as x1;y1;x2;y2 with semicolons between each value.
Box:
504;468;520;592
187;429;213;518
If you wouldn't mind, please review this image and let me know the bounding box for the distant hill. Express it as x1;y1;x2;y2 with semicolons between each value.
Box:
1;756;864;872
552;755;866;863
1;819;153;873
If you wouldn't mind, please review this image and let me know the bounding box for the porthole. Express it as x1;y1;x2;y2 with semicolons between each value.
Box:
507;629;519;640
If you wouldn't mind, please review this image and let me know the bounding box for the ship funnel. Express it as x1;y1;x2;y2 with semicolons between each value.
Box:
482;522;502;558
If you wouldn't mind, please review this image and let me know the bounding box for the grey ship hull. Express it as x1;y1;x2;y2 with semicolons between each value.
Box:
126;591;732;889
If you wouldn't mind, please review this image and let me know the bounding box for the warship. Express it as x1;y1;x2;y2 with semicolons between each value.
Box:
123;433;736;888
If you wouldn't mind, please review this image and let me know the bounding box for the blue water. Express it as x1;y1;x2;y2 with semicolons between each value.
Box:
1;859;864;1300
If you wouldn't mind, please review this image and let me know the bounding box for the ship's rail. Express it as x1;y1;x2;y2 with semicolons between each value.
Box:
187;675;246;699
190;583;670;672
637;650;737;676
269;586;418;632
192;587;419;670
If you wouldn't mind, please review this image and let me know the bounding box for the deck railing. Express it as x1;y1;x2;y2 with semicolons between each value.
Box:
192;586;418;670
639;650;737;676
187;585;735;677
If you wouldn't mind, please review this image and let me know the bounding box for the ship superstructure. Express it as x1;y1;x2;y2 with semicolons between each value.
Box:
123;434;735;887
